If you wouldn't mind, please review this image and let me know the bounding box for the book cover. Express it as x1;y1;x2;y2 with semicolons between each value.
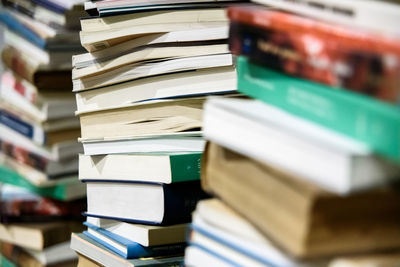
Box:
237;56;400;161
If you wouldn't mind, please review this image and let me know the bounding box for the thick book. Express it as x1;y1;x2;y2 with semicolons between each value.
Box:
85;180;207;225
1;71;76;121
0;221;83;250
79;152;201;183
85;216;187;247
1;139;78;177
81;132;205;156
75;66;236;114
71;233;184;267
228;6;400;103
79;97;203;141
237;56;400;161
1;46;72;90
203;98;400;194
202;142;400;258
83;227;185;259
79;9;228;52
250;0;400;37
0;164;85;201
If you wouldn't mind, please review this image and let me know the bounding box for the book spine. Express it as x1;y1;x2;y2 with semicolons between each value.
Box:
31;0;66;14
0;110;46;145
229;22;400;103
170;153;202;183
0;139;49;172
0;11;46;49
162;181;208;225
1;46;36;84
237;56;400;161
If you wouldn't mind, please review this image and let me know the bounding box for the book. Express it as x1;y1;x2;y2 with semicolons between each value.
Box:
71;233;184;267
0;10;81;50
228;7;400;103
83;227;185;259
0;105;80;146
72;43;229;79
329;252;400;267
0;184;85;223
0;124;83;162
79;152;201;183
0;139;78;177
77;253;101;267
202;142;400;258
73;27;228;70
85;216;187;247
79;97;204;141
0;221;83;250
249;0;400;37
1;71;76;121
81;132;205;155
85;180;206;225
203;98;400;194
187;199;323;267
94;0;244;16
75;66;236;113
236;56;400;162
73;53;233;91
0;164;85;201
1;0;85;29
1;46;72;90
79;9;228;52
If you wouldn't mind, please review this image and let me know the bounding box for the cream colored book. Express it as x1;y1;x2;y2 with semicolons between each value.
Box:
75;66;236;113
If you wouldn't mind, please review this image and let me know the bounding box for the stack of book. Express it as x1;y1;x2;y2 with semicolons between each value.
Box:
0;0;87;265
70;0;240;266
185;2;400;266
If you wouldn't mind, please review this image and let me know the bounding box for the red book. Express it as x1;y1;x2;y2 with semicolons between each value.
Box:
228;6;400;103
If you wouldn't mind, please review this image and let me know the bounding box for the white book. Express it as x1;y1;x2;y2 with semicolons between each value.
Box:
203;98;400;194
24;241;77;265
73;53;233;91
75;66;236;113
81;132;205;155
251;0;400;37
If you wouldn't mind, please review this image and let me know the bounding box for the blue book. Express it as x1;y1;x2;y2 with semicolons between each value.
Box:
83;224;185;259
0;11;46;49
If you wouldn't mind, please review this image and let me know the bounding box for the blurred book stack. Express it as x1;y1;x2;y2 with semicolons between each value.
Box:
70;0;241;266
185;2;400;267
0;0;87;266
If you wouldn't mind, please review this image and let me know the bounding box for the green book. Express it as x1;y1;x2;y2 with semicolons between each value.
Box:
0;165;85;201
79;152;201;183
0;254;16;267
237;56;400;161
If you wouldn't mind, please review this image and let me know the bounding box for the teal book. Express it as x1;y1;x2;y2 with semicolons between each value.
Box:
237;56;400;161
0;165;85;201
0;254;16;267
79;152;201;183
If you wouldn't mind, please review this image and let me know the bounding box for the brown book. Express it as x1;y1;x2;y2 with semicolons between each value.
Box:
0;221;84;250
202;142;400;258
1;46;72;90
77;253;103;267
79;97;204;141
